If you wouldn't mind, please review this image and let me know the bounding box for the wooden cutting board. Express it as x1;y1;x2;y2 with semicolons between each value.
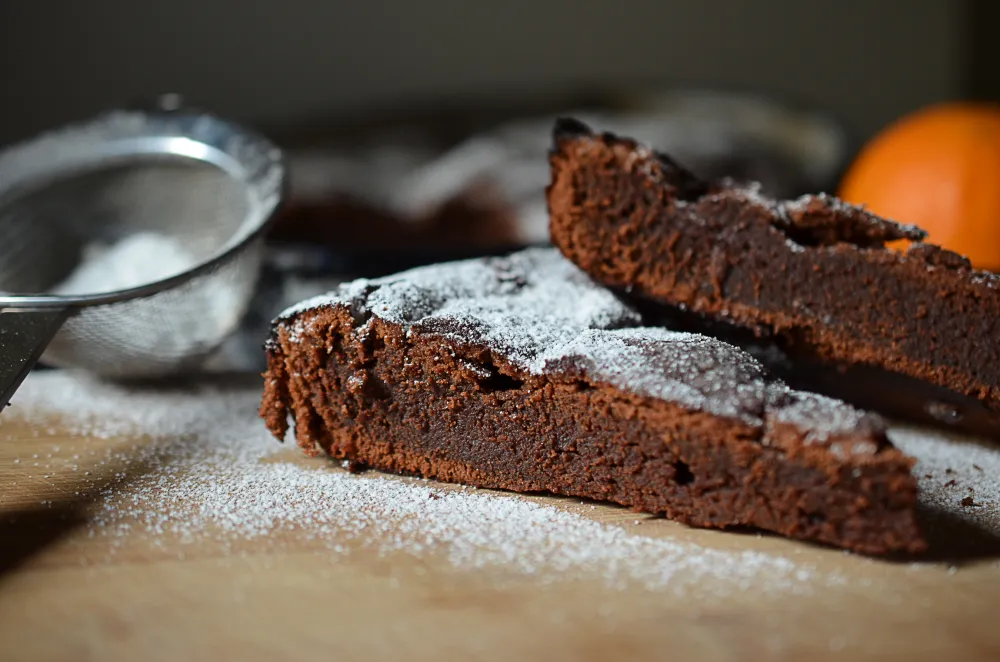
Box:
2;375;1000;662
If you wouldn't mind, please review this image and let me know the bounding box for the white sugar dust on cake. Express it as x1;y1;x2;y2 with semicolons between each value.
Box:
272;247;885;438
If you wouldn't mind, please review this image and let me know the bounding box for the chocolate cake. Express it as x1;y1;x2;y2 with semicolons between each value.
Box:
546;118;1000;418
260;248;923;555
271;188;522;260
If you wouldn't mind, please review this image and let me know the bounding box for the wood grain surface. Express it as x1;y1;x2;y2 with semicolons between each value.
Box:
1;389;999;662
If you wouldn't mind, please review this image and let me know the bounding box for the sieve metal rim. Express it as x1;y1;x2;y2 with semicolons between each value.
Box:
0;100;288;310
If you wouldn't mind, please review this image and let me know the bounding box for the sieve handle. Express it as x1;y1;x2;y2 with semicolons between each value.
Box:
0;308;70;413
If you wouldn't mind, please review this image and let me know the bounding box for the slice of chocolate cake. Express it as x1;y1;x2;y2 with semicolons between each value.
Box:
546;118;1000;421
260;248;923;555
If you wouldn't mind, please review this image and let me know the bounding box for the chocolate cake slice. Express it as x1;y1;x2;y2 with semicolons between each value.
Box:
260;248;923;555
547;118;1000;420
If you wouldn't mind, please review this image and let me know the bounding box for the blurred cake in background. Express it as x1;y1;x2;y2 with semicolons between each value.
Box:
212;87;850;371
268;88;851;269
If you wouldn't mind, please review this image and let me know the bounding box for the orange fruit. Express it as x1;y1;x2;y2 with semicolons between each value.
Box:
837;101;1000;272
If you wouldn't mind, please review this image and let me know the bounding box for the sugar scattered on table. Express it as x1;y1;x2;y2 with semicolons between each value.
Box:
4;371;831;596
6;371;1000;597
889;426;1000;539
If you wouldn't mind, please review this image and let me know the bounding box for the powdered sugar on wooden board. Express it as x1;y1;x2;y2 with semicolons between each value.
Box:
889;427;1000;533
0;370;876;596
6;371;999;596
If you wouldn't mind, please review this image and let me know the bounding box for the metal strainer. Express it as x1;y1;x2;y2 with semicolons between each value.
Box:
0;96;286;410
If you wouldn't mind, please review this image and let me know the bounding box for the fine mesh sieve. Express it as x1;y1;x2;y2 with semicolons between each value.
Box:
0;96;286;410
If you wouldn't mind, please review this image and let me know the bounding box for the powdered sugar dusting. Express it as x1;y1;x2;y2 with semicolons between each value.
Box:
278;248;641;369
891;426;1000;534
274;248;885;441
769;389;884;448
547;327;770;422
51;232;198;295
3;370;851;596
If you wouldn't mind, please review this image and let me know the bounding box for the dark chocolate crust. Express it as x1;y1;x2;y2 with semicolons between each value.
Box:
546;118;1000;414
260;248;923;555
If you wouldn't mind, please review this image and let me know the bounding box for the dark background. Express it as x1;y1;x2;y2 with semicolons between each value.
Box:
0;0;995;147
